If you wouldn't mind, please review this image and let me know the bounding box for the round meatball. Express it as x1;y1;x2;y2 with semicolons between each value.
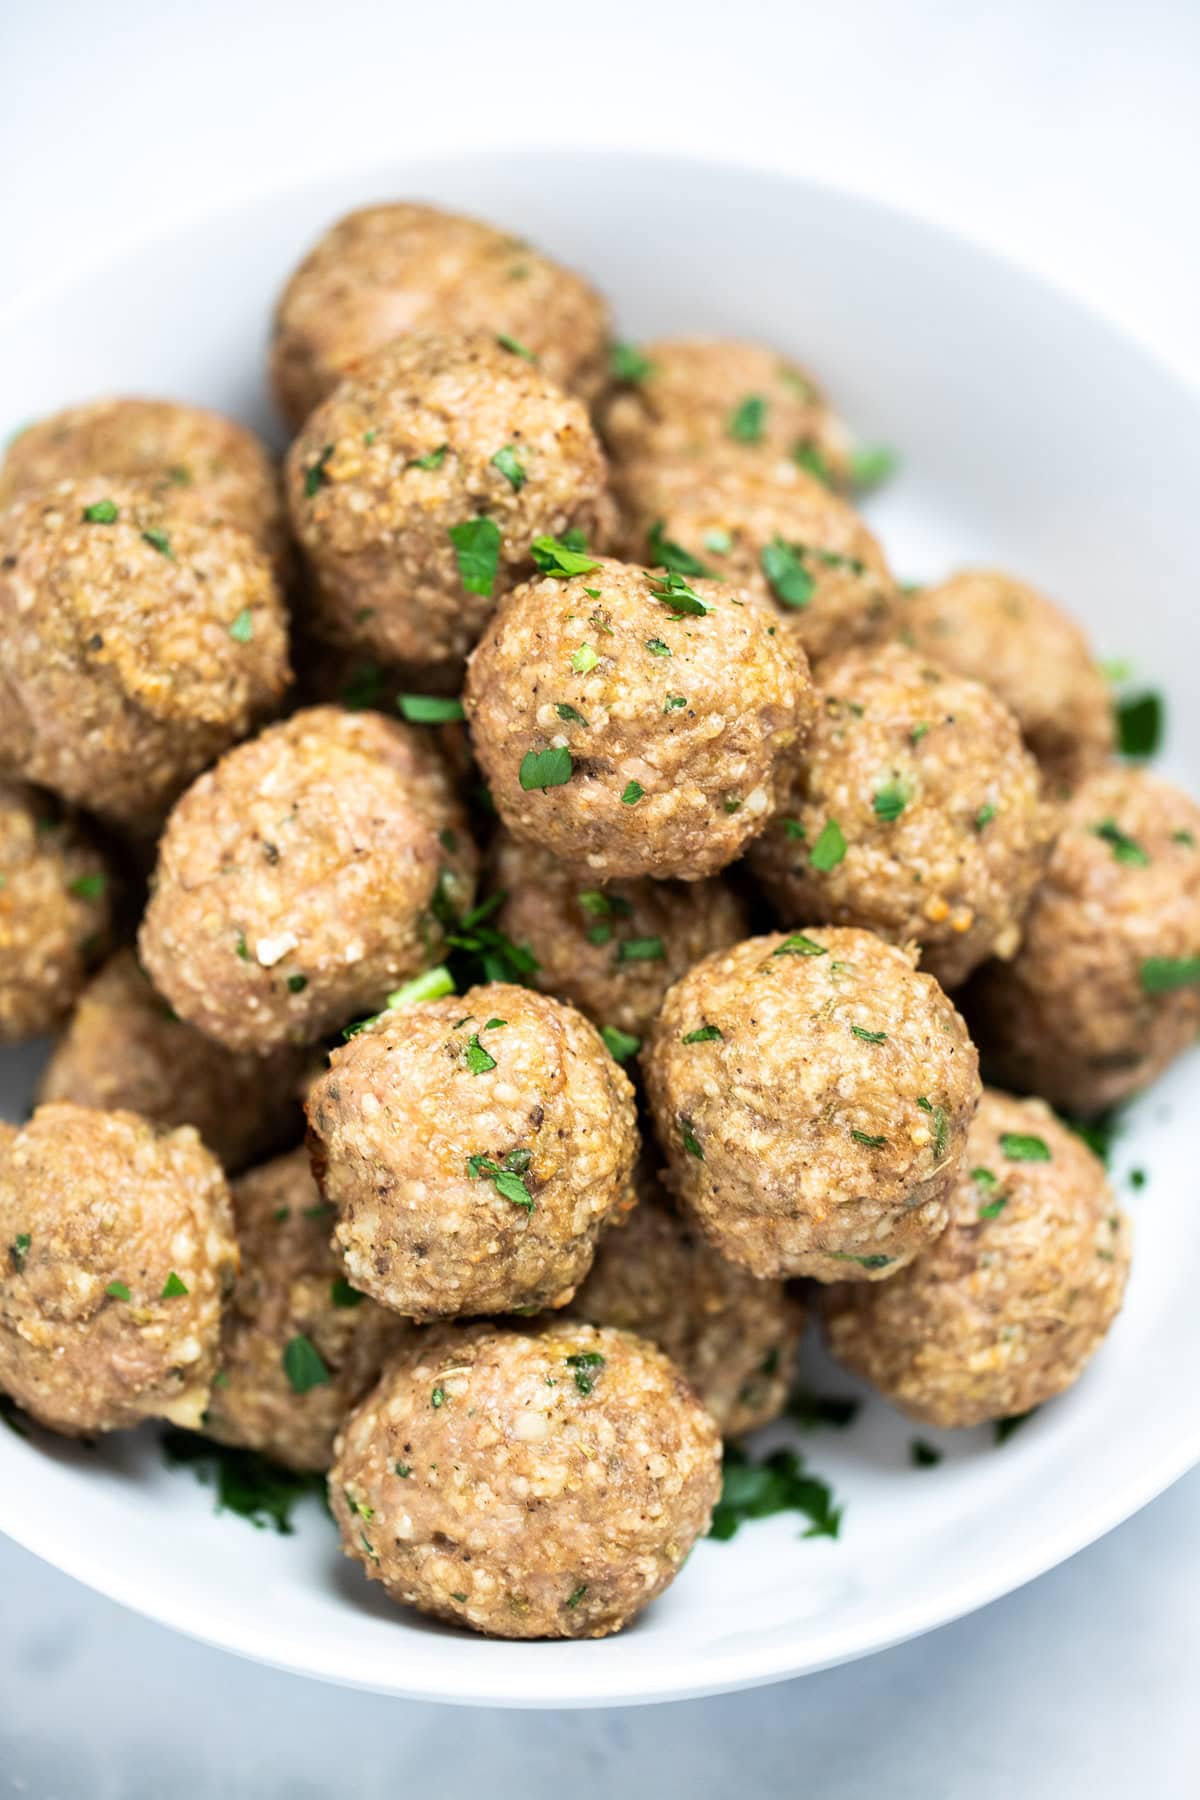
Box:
37;950;305;1171
0;781;112;1041
598;337;850;483
139;706;477;1055
0;1104;236;1436
823;1090;1131;1427
329;1319;721;1639
489;831;750;1042
270;202;611;430
464;555;813;881
306;982;638;1319
0;397;289;580
902;569;1114;790
615;455;896;667
285;332;614;670
642;928;980;1282
567;1172;805;1436
0;478;290;828
969;767;1200;1113
203;1148;415;1471
749;642;1056;989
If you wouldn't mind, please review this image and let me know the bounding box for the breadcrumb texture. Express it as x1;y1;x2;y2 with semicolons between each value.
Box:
0;1104;236;1435
642;927;980;1280
0;780;112;1041
306;983;638;1319
823;1089;1131;1427
329;1319;721;1639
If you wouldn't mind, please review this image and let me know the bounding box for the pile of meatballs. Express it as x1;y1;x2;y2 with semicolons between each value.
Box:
1;198;1194;1644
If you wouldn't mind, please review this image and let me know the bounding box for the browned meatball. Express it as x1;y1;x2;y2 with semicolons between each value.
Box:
489;830;749;1045
566;1173;805;1436
0;1104;236;1436
749;642;1056;989
0;781;112;1041
464;555;813;881
598;337;850;483
203;1148;415;1471
306;982;638;1319
642;928;980;1282
139;706;477;1055
0;479;290;829
0;397;289;580
823;1090;1131;1427
37;950;305;1171
902;569;1114;790
969;767;1200;1112
615;455;895;667
330;1319;721;1639
270;202;611;429
285;333;614;670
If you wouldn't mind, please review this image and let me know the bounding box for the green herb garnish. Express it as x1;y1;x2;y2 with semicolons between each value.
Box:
609;341;653;383
449;517;502;596
1092;819;1150;866
810;818;847;872
82;498;119;523
530;534;599;579
490;446;526;491
467;1151;535;1212
160;1271;188;1298
710;1445;842;1542
398;694;465;723
283;1335;329;1394
520;746;573;790
727;394;767;443
682;1024;723;1044
1000;1132;1051;1162
761;537;814;609
600;1025;641;1064
646;519;713;578
304;445;334;497
872;780;910;822
621;780;645;805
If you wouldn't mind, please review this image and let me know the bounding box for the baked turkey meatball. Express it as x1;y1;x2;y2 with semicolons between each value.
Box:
489;830;749;1043
285;332;614;669
139;706;477;1055
969;766;1200;1112
270;201;611;430
749;642;1056;989
203;1148;415;1471
823;1089;1131;1427
642;927;980;1282
306;982;638;1319
0;397;289;580
615;455;895;667
330;1318;721;1639
902;569;1114;789
0;1104;236;1436
37;950;305;1170
0;781;112;1041
0;478;290;828
567;1171;805;1436
464;555;812;880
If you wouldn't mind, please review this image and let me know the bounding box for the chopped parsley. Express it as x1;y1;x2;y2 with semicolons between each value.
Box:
663;693;688;712
408;444;448;470
160;1271;188;1298
916;1096;949;1160
431;1386;446;1408
519;746;573;790
644;637;671;657
1000;1131;1051;1163
105;1280;131;1301
463;1033;497;1075
234;932;249;961
704;528;732;554
621;780;645;805
496;333;536;361
1115;690;1163;759
617;935;664;962
68;872;106;901
682;1024;723;1044
570;643;599;674
787;1388;860;1430
555;702;588;726
850;1128;888;1149
910;722;930;745
566;1351;605;1395
609;341;653;383
600;1025;641;1064
339;658;386;711
850;445;898;491
810;818;847;872
467;1151;535;1212
649;569;711;617
161;1430;325;1533
974;802;997;831
10;1232;31;1272
330;1278;364;1308
792;442;834;485
283;1335;329;1394
566;1582;589;1609
398;694;465;723
287;973;308;994
727;394;767;443
141;527;174;559
773;932;827;957
1091;818;1150;866
646;519;713;578
490;445;526;491
439;893;539;989
680;1116;704;1159
761;537;815;609
303;445;334;497
783;818;807;840
872;780;910;822
1173;829;1196;848
710;1445;842;1542
850;1025;886;1045
830;1251;894;1270
82;498;119;523
910;1439;942;1468
449;516;502;596
530;534;599;579
228;608;254;643
1141;956;1200;993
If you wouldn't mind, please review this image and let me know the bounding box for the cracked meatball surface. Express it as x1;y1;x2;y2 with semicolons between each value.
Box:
0;781;112;1042
306;982;638;1319
642;927;980;1281
0;1104;236;1436
823;1089;1131;1427
330;1318;721;1639
139;706;477;1054
749;642;1056;989
464;555;813;881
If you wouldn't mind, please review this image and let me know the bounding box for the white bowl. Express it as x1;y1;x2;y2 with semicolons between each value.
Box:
2;150;1199;1709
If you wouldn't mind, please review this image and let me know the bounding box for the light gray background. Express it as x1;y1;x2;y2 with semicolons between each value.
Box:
2;1;1198;1794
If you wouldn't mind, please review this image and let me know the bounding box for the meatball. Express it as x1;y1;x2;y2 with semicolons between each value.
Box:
598;337;850;483
37;950;305;1171
902;569;1114;789
642;928;980;1281
464;555;813;881
139;706;477;1055
329;1319;721;1639
0;478;290;828
969;767;1200;1112
0;1104;236;1436
614;455;896;667
203;1148;415;1471
0;397;289;580
749;642;1056;989
823;1090;1131;1427
0;781;112;1041
489;831;750;1043
270;201;611;430
566;1172;805;1436
285;333;614;669
306;982;638;1319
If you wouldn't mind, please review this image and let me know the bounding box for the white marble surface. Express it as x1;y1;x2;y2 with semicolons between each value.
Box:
2;1;1199;1793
